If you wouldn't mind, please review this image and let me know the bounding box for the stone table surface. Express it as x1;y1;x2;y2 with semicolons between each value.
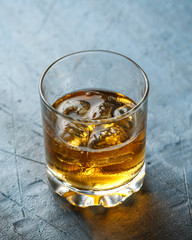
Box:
0;1;192;239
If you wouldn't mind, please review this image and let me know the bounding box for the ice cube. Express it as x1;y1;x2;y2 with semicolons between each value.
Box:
91;102;113;119
88;123;130;149
62;100;90;118
113;106;132;117
56;119;89;148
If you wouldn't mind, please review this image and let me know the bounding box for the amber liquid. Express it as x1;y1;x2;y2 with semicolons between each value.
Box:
43;90;146;191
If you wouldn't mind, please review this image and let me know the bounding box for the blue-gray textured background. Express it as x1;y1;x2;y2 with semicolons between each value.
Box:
0;1;192;239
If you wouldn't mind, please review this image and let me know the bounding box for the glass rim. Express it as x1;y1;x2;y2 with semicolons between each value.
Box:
39;50;149;124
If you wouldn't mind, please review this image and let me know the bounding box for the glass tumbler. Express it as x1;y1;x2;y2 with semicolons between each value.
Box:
39;50;149;207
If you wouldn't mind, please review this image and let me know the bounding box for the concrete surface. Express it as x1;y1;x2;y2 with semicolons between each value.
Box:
0;0;192;239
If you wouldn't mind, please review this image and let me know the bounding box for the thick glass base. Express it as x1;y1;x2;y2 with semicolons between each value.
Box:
47;164;145;208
